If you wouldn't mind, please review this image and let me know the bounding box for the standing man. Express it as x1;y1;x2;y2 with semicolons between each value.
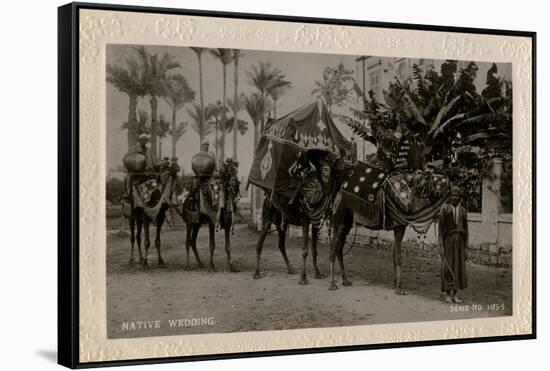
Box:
438;186;468;303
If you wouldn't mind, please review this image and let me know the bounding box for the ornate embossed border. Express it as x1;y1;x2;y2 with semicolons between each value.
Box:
58;2;536;368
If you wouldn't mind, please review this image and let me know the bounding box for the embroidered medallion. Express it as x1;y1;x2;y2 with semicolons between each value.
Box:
301;177;323;205
260;141;273;180
321;165;330;183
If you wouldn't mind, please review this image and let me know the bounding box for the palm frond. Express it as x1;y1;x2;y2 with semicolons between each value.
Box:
225;117;249;135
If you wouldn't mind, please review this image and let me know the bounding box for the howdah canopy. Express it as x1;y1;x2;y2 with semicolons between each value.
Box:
248;101;349;195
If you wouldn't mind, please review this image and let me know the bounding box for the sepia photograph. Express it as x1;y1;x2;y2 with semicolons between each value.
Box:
105;43;515;339
55;2;536;367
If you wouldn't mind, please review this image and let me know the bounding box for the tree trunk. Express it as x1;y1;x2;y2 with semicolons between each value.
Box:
253;123;258;150
171;107;177;159
221;64;227;163
252;124;262;228
158;137;162;159
260;91;266;135
198;53;205;143
127;93;139;150
215;122;219;164
150;95;158;158
232;52;239;161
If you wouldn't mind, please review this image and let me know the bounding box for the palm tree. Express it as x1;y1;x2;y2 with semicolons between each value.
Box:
122;109;150;140
231;49;241;161
245;93;271;222
227;93;246;160
246;61;284;133
162;73;195;158
226;95;249;151
245;93;270;150
267;78;292;119
209;49;234;162
106;55;147;150
187;103;215;144
134;46;181;157
190;47;206;142
157;114;170;159
204;101;229;164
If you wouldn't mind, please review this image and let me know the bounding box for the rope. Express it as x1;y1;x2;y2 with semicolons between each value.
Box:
342;225;358;256
434;221;455;287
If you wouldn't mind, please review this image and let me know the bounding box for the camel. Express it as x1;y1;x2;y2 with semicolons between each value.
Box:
253;155;346;285
124;167;177;269
328;163;449;294
181;160;241;272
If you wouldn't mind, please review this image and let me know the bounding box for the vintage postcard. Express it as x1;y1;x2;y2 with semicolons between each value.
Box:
58;2;535;368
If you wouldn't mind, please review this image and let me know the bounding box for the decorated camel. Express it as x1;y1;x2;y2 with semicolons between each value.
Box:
181;148;241;272
248;101;348;285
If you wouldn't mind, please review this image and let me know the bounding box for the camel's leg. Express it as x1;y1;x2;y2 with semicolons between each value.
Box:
136;212;143;265
337;249;352;286
155;210;166;268
311;225;325;279
142;216;151;270
329;209;353;290
393;225;407;295
329;223;339;290
221;209;238;272
298;222;310;285
329;226;346;290
185;223;192;270
190;225;204;268
329;249;336;289
208;221;217;272
129;212;136;265
276;222;295;274
224;222;238;272
253;218;271;279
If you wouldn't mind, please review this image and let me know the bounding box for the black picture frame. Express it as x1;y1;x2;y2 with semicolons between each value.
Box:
58;2;537;368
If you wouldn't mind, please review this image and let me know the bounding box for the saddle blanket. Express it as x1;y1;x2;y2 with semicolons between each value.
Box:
132;179;159;208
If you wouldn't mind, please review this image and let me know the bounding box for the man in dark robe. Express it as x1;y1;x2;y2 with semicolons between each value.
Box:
438;186;468;303
124;133;158;201
131;133;157;171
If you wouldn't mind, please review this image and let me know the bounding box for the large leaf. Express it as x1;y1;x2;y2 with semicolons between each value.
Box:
431;113;465;138
428;95;461;135
401;89;428;127
456;112;512;129
333;113;377;145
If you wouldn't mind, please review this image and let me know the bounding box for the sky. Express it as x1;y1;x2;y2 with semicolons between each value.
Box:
106;44;511;178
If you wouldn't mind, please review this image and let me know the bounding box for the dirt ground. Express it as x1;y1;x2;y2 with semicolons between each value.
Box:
106;223;512;339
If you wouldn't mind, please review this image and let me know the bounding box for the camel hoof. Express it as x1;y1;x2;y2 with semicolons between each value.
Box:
314;272;326;279
198;263;205;269
128;258;135;266
298;277;309;285
253;272;262;279
342;279;352;286
329;282;339;290
287;267;297;275
395;289;407;295
229;265;240;273
209;266;217;273
158;260;166;268
184;265;192;271
142;261;149;271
